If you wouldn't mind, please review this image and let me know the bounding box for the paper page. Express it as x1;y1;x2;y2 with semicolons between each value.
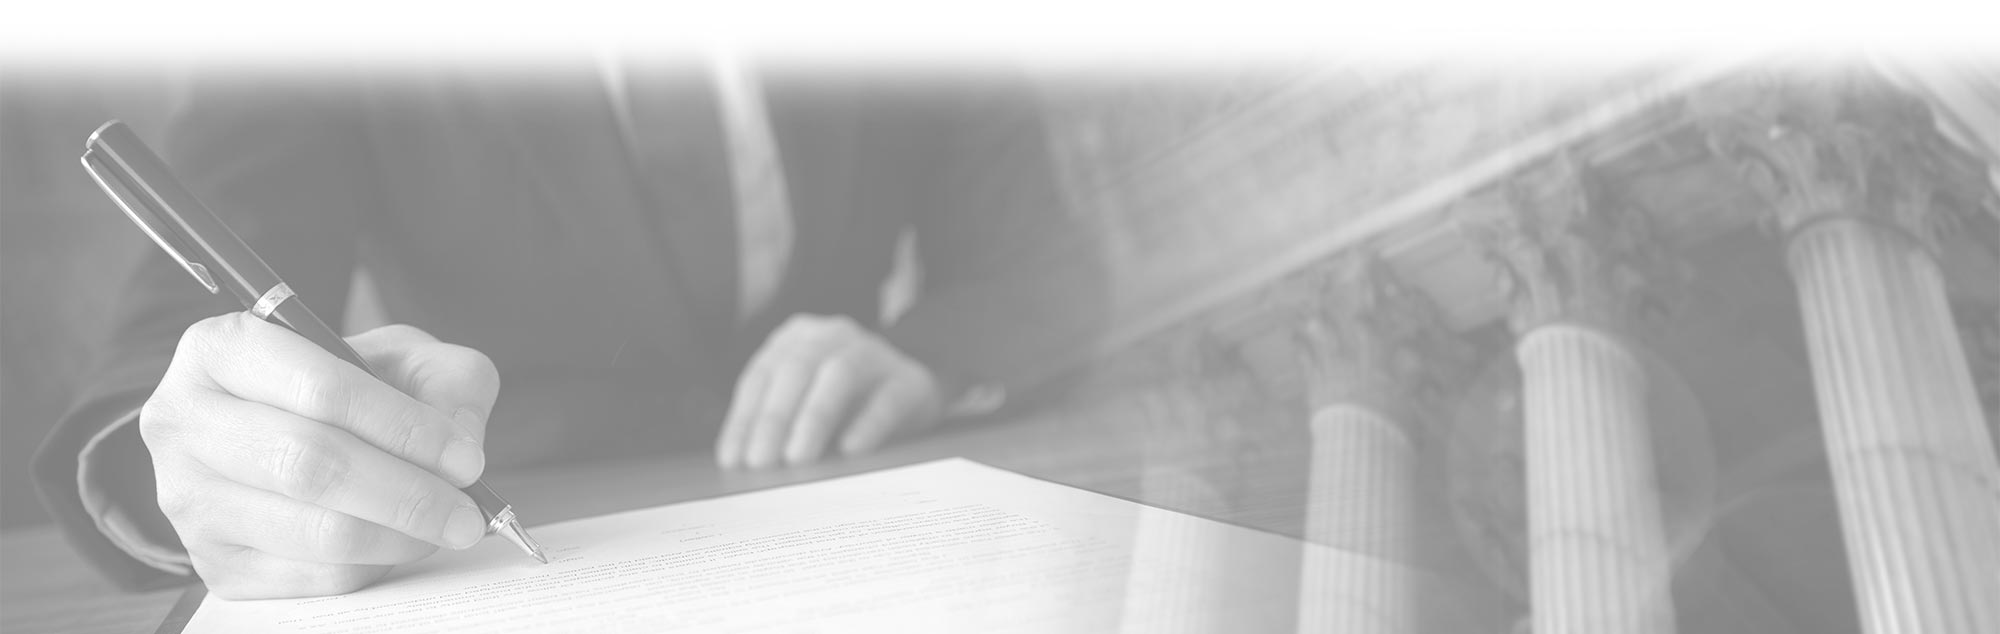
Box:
181;458;1309;633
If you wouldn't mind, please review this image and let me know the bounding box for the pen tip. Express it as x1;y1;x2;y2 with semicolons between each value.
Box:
491;514;550;565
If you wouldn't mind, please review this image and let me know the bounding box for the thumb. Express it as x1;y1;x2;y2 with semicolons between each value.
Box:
347;324;501;445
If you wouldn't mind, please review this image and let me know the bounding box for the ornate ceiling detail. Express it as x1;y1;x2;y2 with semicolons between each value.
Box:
1293;251;1472;437
1691;69;1999;255
1457;152;1686;337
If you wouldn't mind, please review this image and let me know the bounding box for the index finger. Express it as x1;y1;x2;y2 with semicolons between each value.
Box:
189;312;482;486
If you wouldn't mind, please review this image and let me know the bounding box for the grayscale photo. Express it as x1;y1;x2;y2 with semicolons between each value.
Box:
2;8;1996;634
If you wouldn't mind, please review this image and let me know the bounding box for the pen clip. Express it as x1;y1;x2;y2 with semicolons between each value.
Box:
81;121;221;294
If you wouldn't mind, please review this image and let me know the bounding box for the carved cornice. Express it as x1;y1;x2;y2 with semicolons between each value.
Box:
1690;68;1998;254
1457;153;1684;336
1293;252;1472;430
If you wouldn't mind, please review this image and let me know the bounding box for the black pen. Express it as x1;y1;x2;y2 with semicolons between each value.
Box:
81;120;548;564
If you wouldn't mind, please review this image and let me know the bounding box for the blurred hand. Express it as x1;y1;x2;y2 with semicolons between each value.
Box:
716;314;943;470
141;318;499;599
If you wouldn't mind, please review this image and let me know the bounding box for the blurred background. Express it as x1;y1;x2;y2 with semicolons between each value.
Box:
1;67;180;529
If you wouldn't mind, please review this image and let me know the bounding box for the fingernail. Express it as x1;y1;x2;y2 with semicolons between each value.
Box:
445;504;485;550
442;438;485;486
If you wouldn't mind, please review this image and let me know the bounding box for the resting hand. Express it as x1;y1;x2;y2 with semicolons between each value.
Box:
715;314;943;470
142;318;499;599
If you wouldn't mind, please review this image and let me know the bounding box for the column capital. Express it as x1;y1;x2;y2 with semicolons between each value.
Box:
1690;69;1995;253
1167;328;1262;410
1457;153;1684;336
1135;326;1274;444
1293;252;1472;428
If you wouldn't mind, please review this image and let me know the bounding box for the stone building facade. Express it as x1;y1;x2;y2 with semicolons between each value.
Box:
1038;54;2000;634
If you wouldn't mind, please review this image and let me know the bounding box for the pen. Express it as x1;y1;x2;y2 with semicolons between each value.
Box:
80;120;549;565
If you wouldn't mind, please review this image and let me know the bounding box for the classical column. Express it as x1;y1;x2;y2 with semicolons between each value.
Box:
1698;73;2000;634
1292;254;1469;634
1120;333;1291;634
1460;154;1680;634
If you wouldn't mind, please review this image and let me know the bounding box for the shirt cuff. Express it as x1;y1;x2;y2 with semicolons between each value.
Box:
77;408;193;576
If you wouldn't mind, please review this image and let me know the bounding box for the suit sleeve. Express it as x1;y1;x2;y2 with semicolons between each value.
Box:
876;77;1111;410
32;71;379;590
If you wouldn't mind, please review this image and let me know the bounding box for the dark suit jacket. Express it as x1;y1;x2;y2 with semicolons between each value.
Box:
34;62;1106;590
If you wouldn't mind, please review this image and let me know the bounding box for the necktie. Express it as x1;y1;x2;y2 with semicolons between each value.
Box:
599;53;796;326
710;55;796;322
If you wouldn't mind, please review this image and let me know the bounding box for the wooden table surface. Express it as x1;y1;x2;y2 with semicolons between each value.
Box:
0;394;1328;634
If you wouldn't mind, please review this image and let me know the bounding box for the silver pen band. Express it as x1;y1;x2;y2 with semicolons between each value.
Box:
486;505;518;534
250;282;295;320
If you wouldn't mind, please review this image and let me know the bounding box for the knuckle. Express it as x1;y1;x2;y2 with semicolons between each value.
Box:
179;314;232;349
268;433;348;504
399;346;445;391
171;322;206;359
305;508;360;558
138;394;175;424
155;481;200;521
286;366;345;422
137;396;184;443
306;507;343;546
801;396;843;426
384;414;424;459
391;479;443;536
822;356;859;381
174;314;244;370
383;403;442;462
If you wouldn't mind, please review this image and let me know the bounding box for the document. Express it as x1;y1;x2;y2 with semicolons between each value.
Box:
180;458;1306;633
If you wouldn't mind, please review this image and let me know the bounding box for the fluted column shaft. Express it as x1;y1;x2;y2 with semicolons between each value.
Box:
1288;254;1466;634
1519;324;1675;634
1121;466;1236;634
1459;153;1682;634
1785;218;2000;634
1695;72;2000;633
1297;404;1418;634
1120;378;1261;634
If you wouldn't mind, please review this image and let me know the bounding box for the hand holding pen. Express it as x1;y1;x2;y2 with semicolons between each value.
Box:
81;121;546;600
